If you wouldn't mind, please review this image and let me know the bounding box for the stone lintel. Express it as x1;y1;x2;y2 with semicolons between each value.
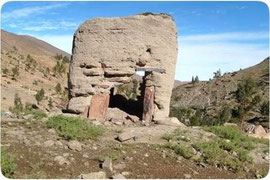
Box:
136;67;165;73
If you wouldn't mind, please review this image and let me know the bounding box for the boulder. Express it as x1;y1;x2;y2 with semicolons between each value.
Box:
79;171;107;179
67;140;82;151
43;140;55;147
117;131;138;142
112;174;126;179
126;115;139;122
102;157;113;172
88;94;110;121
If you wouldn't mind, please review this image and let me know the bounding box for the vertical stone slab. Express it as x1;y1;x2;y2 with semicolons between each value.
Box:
88;94;110;121
82;105;90;118
142;86;155;123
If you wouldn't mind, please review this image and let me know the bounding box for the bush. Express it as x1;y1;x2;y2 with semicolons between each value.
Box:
165;143;194;159
260;101;269;116
11;65;19;80
217;106;231;125
46;115;105;140
9;93;23;118
2;68;9;75
235;78;262;123
55;83;62;95
48;98;53;109
23;109;47;120
1;148;16;178
25;54;37;72
35;89;45;105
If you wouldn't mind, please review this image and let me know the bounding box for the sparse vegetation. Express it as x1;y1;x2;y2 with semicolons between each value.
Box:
165;143;194;159
11;65;19;80
234;78;262;124
213;69;222;78
55;83;62;95
1;148;17;178
25;54;37;72
260;101;269;116
2;68;9;75
9;93;24;118
48;98;53;109
46;115;105;140
35;88;45;105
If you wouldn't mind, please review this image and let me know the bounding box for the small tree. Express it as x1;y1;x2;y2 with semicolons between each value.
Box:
235;78;262;124
55;83;62;95
191;76;195;83
11;65;19;80
260;101;269;116
213;69;222;78
194;76;199;83
48;98;53;109
2;68;9;75
35;88;45;105
9;93;23;118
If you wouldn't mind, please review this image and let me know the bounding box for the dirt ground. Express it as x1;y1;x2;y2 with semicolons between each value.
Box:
1;118;269;179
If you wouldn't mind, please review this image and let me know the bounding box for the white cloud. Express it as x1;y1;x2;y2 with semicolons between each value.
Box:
21;20;79;31
176;32;269;81
2;3;68;20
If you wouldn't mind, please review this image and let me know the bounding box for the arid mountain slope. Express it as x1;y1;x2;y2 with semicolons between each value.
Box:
1;30;70;111
1;30;69;57
171;58;269;109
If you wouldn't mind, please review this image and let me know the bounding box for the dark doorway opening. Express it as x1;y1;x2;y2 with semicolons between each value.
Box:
108;74;145;119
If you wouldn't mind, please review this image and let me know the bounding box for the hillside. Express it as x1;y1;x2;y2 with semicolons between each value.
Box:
170;57;269;127
1;30;70;111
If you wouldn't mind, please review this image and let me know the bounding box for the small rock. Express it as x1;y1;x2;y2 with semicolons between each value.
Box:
102;157;113;172
232;151;238;157
83;154;89;158
143;163;148;166
117;131;137;142
126;115;139;123
67;140;82;151
121;172;130;176
126;156;133;161
144;153;149;157
92;146;98;150
84;162;89;166
48;129;56;134
256;174;262;179
54;156;69;165
177;156;183;161
56;141;63;146
114;163;126;170
112;173;126;179
44;140;55;147
23;138;31;146
263;155;269;161
22;114;34;120
63;153;70;157
80;171;107;179
184;174;191;179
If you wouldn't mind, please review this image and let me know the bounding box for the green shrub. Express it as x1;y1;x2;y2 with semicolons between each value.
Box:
35;89;45;105
23;109;47;120
9;93;23;118
46;115;105;140
2;68;9;75
1;148;16;178
11;65;19;80
55;83;62;95
165;143;194;159
260;101;269;116
48;98;53;109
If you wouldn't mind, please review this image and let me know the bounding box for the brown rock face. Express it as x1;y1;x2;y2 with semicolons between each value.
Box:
68;13;178;122
143;86;155;123
88;94;110;120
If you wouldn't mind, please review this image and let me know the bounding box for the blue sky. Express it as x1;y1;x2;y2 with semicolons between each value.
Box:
1;1;269;81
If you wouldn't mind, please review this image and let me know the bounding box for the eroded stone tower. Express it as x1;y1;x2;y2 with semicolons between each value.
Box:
67;13;178;123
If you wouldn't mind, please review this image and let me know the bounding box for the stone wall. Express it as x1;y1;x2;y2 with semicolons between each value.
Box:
67;13;178;122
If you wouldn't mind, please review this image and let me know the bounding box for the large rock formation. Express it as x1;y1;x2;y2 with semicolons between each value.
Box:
67;13;178;122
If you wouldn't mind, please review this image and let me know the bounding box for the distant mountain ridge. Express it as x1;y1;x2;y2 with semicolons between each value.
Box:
1;29;70;57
